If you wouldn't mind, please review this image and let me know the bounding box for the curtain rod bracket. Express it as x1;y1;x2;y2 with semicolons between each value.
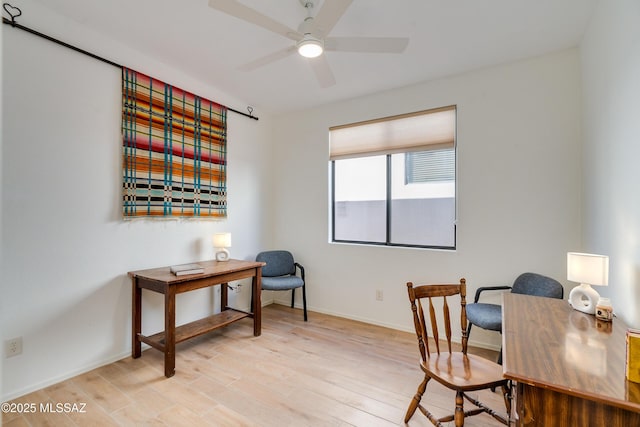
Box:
3;2;21;27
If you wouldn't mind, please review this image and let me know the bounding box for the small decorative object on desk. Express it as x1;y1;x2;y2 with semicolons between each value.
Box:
170;263;204;276
627;329;640;383
595;297;614;322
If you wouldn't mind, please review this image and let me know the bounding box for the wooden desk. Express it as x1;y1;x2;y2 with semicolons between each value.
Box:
129;259;264;377
502;293;640;426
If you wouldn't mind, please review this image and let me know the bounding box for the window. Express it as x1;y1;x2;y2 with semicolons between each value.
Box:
330;106;456;249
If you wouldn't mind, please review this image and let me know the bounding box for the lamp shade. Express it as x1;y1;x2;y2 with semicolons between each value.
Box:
567;252;608;286
212;232;231;248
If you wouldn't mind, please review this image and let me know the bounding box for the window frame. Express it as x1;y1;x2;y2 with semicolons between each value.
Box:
329;106;457;250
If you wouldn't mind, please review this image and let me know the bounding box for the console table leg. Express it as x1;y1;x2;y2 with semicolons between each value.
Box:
221;282;228;311
132;277;141;359
164;287;176;378
253;268;262;336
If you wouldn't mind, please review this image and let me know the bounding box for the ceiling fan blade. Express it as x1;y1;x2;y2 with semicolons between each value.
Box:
237;46;297;72
208;0;302;41
309;55;336;88
325;37;409;53
313;0;353;37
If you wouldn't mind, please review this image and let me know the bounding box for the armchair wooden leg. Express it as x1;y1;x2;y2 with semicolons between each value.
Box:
404;376;429;423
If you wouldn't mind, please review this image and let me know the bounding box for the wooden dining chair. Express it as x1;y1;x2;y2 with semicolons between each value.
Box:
405;279;511;426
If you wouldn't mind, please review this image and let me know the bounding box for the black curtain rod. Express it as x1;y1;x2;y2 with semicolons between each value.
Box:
2;12;259;121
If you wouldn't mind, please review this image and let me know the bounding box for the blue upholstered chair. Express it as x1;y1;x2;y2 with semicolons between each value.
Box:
256;250;307;321
466;272;563;364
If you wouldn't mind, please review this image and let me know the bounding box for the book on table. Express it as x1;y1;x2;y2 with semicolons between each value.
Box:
170;263;204;276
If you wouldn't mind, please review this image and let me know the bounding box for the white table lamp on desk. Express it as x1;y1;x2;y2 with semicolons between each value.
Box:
567;252;609;314
213;232;232;261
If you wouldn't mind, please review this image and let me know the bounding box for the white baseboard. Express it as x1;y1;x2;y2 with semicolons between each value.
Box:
269;299;502;352
2;350;132;402
3;300;500;402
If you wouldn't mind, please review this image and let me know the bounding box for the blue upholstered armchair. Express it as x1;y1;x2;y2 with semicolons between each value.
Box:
256;250;307;321
466;272;563;364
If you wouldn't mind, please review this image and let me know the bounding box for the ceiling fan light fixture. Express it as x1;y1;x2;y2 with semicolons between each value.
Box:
297;35;324;58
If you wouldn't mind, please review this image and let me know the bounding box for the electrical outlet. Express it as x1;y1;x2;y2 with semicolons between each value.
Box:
5;337;23;358
376;290;383;301
235;284;242;294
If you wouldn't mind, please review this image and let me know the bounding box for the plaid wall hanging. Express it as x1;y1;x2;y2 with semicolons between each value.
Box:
122;68;227;218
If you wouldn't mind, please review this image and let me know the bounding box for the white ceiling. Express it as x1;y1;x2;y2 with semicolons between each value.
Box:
31;0;597;114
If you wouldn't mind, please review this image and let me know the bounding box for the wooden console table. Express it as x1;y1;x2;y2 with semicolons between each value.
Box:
502;293;640;426
129;259;264;377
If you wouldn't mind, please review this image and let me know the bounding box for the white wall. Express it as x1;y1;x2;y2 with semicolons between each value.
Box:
2;0;609;403
1;1;273;400
272;49;583;346
580;0;640;328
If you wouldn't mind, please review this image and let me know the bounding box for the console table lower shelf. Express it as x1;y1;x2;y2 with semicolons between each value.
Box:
129;259;265;377
139;309;250;350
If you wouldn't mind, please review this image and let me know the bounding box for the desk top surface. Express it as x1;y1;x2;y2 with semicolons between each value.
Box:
128;259;265;283
502;293;640;412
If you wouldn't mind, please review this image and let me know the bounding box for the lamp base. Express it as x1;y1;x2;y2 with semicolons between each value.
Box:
569;283;600;314
215;248;230;262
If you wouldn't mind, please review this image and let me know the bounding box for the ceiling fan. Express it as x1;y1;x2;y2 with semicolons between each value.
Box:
207;0;410;87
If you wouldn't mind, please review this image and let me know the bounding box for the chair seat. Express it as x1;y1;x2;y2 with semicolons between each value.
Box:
466;303;502;331
421;352;507;391
261;275;304;291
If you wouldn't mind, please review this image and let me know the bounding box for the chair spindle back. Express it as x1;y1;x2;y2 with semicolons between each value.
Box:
407;279;468;361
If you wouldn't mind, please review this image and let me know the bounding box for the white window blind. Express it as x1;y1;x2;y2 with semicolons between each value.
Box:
329;105;456;160
405;148;455;183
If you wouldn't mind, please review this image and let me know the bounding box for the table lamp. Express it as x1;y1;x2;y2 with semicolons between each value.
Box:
567;252;609;314
213;232;231;262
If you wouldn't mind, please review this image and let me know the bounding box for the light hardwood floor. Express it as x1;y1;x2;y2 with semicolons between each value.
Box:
3;305;508;426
